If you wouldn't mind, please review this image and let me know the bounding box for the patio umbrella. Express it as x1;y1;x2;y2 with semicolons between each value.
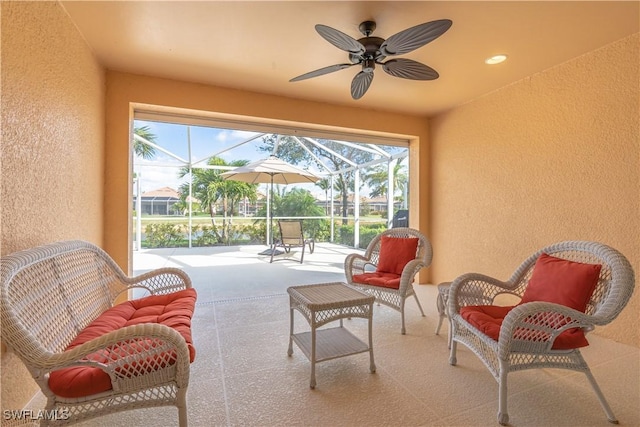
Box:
221;155;320;255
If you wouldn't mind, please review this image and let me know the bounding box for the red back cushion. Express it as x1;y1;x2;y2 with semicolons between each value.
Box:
376;236;419;275
520;253;602;312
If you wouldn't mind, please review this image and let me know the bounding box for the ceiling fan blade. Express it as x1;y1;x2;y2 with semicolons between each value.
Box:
316;24;365;55
351;71;374;100
290;63;355;82
380;19;452;56
382;58;439;80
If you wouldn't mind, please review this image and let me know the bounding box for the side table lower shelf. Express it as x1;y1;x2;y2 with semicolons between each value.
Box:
292;327;371;362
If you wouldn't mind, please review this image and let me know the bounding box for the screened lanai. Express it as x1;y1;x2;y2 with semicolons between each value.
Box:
132;115;410;251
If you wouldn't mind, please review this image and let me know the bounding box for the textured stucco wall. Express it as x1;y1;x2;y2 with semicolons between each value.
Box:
104;71;430;279
429;34;639;346
1;1;105;411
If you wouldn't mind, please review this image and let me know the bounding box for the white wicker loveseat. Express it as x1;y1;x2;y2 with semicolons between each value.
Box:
1;240;197;426
448;241;635;425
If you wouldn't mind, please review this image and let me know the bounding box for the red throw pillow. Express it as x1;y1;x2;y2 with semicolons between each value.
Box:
376;236;419;275
520;253;602;312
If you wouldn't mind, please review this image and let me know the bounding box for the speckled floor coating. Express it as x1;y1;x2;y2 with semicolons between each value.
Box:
24;244;640;426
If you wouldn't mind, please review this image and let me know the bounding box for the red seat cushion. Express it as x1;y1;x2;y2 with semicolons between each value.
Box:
376;236;419;275
460;305;514;339
460;304;589;350
48;288;197;398
520;253;602;312
353;272;402;289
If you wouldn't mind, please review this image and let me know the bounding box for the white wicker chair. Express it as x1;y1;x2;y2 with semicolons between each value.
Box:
345;227;432;334
1;240;194;426
448;241;635;425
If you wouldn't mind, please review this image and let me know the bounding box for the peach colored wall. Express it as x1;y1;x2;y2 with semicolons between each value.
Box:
1;2;105;411
429;34;639;346
104;71;431;277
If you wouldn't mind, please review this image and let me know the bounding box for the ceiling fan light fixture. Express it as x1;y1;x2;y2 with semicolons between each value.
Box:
485;54;508;65
362;58;376;73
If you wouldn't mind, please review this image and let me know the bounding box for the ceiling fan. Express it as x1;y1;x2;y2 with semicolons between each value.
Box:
290;19;452;100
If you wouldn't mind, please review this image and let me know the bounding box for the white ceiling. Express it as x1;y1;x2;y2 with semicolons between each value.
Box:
61;1;639;117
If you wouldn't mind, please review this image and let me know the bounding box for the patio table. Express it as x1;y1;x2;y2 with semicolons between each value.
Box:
287;282;375;388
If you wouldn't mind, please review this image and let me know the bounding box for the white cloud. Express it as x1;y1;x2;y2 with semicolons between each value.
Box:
134;155;186;194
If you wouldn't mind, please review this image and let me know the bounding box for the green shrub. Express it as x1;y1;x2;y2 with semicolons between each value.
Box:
300;218;330;242
359;224;387;248
142;218;384;249
238;223;265;244
338;223;387;248
145;223;183;248
192;224;219;246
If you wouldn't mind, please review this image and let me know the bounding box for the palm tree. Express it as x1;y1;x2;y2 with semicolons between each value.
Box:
315;178;331;215
132;126;158;159
178;157;257;242
365;160;408;202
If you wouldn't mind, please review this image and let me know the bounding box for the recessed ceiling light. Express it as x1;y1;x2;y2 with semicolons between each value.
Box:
485;54;508;65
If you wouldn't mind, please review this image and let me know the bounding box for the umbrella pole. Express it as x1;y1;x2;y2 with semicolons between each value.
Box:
259;174;283;256
268;176;272;246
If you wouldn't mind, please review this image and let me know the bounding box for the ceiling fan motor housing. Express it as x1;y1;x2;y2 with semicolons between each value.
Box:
349;36;384;63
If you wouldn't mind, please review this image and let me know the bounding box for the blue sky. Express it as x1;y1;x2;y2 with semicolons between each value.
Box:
133;119;408;199
134;120;277;194
135;120;270;165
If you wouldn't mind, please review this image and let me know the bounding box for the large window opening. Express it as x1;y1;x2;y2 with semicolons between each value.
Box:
132;111;411;252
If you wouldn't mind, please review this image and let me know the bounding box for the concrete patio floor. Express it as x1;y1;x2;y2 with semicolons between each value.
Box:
132;242;366;302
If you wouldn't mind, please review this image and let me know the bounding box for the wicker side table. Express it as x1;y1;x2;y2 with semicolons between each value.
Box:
435;282;452;348
287;282;376;388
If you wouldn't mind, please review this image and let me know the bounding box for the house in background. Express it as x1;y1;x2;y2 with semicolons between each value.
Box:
134;186;269;218
135;187;182;216
2;1;638;414
327;194;402;216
